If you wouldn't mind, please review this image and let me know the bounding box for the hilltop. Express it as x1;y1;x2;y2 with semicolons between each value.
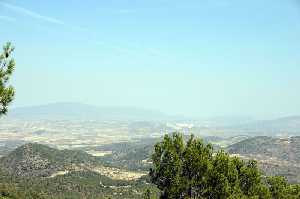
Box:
0;143;97;177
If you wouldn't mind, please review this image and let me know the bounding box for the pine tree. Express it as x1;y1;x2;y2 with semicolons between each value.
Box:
149;133;291;199
0;42;15;116
143;189;152;199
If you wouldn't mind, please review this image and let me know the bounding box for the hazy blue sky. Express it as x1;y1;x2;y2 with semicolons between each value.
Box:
0;0;299;119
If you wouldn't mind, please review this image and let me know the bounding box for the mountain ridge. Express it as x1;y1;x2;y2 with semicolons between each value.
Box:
6;102;184;121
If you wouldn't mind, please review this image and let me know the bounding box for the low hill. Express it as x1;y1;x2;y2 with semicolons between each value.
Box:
227;136;300;163
0;143;97;177
0;143;158;199
227;136;300;183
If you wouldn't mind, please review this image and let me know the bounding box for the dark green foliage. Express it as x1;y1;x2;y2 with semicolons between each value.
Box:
143;189;152;199
0;168;159;199
0;183;46;199
267;176;300;199
150;133;300;199
0;42;15;116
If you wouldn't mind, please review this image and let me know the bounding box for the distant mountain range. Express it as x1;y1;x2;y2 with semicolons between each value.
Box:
4;102;300;135
6;102;183;121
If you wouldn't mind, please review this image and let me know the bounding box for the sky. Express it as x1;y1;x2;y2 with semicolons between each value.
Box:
0;0;299;119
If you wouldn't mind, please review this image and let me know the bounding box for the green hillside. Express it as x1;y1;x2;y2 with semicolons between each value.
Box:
0;144;158;199
226;136;300;183
227;136;300;163
1;135;300;198
0;143;98;177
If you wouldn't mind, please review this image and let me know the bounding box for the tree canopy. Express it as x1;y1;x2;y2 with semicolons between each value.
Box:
0;42;15;116
150;133;300;199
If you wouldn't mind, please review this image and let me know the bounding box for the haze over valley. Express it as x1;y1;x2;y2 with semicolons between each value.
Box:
1;103;300;186
1;0;300;198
